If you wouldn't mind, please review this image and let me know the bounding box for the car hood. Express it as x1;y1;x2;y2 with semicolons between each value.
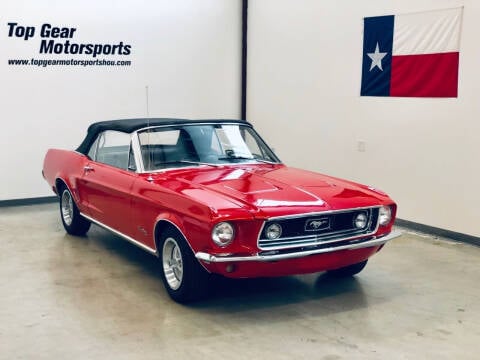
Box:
156;165;391;218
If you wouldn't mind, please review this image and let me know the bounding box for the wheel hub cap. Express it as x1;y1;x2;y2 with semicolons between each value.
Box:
61;190;73;226
162;238;183;290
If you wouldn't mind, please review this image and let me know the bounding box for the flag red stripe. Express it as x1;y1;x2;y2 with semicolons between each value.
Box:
390;52;459;97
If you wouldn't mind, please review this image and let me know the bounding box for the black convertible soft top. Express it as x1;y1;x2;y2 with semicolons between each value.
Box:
76;118;249;154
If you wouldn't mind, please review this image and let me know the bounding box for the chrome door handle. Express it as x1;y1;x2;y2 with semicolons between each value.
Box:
84;165;94;172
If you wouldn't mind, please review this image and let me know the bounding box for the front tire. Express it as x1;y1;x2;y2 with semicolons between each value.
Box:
59;186;91;236
327;260;368;277
159;228;209;303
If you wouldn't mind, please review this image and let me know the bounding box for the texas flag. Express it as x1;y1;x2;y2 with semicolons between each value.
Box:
360;7;463;97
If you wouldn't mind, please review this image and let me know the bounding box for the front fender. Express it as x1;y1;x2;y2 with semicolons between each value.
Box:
153;213;189;248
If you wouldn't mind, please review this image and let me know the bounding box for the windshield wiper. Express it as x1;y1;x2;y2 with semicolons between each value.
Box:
218;155;254;161
218;155;277;164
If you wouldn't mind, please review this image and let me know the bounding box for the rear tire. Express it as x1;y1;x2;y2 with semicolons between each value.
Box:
59;186;91;236
159;227;209;303
327;260;368;277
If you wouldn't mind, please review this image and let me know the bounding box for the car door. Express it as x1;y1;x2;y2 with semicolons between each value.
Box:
80;130;138;236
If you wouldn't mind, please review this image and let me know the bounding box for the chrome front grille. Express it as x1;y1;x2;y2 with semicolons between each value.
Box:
258;207;379;251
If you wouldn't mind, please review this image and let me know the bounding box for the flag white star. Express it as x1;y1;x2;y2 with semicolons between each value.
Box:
367;42;387;71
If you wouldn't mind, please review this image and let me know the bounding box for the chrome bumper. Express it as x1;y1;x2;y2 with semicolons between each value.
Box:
195;230;402;263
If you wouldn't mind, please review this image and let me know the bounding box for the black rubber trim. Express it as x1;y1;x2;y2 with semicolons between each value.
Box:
396;218;479;247
0;196;57;207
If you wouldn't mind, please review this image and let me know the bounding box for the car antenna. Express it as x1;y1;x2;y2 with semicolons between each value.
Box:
145;85;153;181
145;85;150;119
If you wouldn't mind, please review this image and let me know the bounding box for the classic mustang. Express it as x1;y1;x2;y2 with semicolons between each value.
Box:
43;118;400;302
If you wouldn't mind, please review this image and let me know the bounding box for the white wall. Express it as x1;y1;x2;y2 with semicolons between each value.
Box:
0;0;241;200
247;0;480;237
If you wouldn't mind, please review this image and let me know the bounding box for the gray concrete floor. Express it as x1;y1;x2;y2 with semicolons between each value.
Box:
1;203;479;360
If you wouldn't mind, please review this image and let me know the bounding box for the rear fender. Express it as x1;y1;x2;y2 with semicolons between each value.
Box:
43;149;88;209
55;176;84;210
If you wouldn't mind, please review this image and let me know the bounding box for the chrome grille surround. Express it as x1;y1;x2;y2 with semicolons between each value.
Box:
258;206;380;251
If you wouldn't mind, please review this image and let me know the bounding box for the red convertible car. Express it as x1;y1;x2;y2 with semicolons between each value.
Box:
43;118;400;302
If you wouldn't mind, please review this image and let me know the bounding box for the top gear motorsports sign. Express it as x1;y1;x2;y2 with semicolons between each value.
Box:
6;22;133;68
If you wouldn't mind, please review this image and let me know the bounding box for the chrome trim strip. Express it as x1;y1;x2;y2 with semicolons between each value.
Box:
263;205;382;221
135;121;253;133
138;165;217;175
138;162;273;175
258;230;378;251
80;213;158;255
195;230;402;263
131;131;145;173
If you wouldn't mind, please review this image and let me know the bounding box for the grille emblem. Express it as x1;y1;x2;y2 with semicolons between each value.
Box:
305;217;330;231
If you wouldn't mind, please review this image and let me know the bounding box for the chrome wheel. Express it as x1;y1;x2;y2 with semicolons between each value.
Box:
58;184;90;236
162;237;184;290
61;189;74;226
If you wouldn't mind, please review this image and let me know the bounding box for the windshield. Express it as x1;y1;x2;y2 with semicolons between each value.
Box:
137;124;280;171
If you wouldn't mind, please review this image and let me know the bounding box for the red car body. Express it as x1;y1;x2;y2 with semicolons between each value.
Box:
43;118;400;302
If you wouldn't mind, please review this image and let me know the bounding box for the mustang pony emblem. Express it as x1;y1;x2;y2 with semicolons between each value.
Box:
305;218;330;231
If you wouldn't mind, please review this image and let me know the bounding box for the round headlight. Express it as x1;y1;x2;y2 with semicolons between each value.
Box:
354;212;368;229
379;206;392;226
265;223;282;240
212;222;235;246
